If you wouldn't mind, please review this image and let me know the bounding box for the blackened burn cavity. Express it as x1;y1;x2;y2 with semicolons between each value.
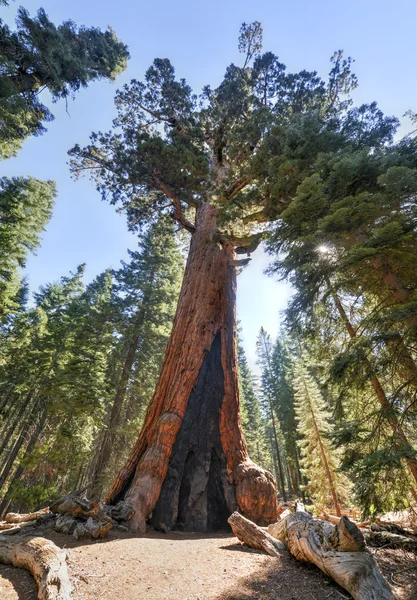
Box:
151;332;234;532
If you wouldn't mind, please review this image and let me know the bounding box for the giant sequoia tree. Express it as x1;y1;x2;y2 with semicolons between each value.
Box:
69;23;376;533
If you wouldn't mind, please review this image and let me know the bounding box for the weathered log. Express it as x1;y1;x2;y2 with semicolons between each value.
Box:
365;529;417;553
228;511;285;557
54;514;112;540
318;512;370;528
50;493;113;525
5;507;51;523
0;520;38;535
0;534;72;599
268;511;393;600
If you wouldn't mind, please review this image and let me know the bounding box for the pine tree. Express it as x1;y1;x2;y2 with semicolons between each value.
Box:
238;336;270;470
270;333;303;497
0;6;129;157
0;177;55;318
293;358;351;515
88;219;184;496
0;265;86;509
256;327;288;501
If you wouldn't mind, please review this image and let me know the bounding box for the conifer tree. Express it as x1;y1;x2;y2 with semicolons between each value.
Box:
0;6;129;157
238;337;270;470
293;358;351;515
0;265;86;506
89;219;184;496
256;327;288;501
0;177;55;318
69;21;391;532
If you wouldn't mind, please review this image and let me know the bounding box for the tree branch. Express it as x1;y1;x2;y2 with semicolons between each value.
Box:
232;232;265;255
225;177;252;200
137;102;185;135
151;174;196;233
242;209;271;225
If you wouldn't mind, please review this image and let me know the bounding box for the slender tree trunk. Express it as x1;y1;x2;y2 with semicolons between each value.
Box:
288;463;298;497
0;392;34;459
310;408;342;517
0;399;42;490
371;256;413;304
0;408;48;515
90;296;151;497
332;292;417;487
270;406;287;501
106;203;278;532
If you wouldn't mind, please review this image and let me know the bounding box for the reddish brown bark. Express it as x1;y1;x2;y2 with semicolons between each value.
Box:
106;202;278;532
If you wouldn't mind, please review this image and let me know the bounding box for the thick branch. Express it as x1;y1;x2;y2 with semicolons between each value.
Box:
136;102;185;135
232;232;265;255
151;175;196;233
241;209;271;225
228;511;285;557
225;177;252;200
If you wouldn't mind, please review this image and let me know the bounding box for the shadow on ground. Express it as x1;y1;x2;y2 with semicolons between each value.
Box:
1;525;416;600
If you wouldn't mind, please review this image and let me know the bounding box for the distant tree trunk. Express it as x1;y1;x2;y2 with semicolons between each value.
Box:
0;408;48;516
332;291;417;487
0;393;34;459
89;294;152;497
270;407;287;502
0;399;42;491
310;407;342;517
106;203;278;532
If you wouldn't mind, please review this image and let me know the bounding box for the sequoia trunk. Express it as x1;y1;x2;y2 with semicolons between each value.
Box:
106;203;278;532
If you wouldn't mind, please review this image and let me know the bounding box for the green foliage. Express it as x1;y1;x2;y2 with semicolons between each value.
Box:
0;177;55;318
0;7;129;157
293;358;351;511
238;335;270;470
69;25;363;241
0;219;184;510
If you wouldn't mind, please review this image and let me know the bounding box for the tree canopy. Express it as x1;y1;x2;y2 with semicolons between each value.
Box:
69;22;384;252
0;6;129;158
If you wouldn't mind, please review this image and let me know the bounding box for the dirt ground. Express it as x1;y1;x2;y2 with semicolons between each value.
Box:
1;528;416;600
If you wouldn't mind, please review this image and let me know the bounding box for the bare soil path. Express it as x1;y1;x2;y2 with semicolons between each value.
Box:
1;529;416;599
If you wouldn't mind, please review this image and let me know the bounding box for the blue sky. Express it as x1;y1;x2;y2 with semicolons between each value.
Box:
1;0;416;371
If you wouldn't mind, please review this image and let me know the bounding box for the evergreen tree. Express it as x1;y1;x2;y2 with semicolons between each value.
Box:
270;333;303;496
0;265;86;509
293;358;351;515
89;219;184;496
0;6;129;157
68;22;399;533
0;177;55;318
256;327;288;501
238;336;270;470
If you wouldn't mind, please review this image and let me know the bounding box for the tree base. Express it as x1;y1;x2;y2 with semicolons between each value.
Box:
150;333;236;532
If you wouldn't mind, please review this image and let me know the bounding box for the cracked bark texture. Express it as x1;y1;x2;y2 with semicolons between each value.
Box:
106;202;278;532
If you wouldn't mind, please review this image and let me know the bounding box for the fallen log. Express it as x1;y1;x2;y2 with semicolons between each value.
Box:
50;493;112;524
268;511;393;600
0;534;72;600
318;512;370;528
228;512;285;557
365;529;417;553
55;514;112;540
5;507;51;523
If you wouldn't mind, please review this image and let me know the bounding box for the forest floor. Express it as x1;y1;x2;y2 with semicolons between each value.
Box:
1;527;416;600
